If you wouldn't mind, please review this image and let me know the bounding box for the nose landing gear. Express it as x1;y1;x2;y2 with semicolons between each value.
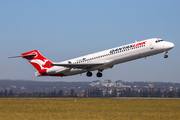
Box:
164;51;168;58
164;55;168;58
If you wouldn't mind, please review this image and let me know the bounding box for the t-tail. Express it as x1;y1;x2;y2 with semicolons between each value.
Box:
9;50;54;76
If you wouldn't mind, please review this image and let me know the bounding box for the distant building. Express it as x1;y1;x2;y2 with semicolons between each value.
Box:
102;80;116;87
122;85;131;88
90;80;122;87
115;80;123;87
148;84;154;88
90;80;101;86
105;80;111;83
169;86;173;91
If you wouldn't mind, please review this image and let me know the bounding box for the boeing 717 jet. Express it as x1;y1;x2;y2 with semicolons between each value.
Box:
9;38;174;77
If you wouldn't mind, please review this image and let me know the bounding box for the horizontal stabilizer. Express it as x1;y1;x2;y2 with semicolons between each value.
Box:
8;54;37;59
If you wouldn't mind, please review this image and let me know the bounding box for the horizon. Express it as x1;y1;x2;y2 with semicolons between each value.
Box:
0;79;179;84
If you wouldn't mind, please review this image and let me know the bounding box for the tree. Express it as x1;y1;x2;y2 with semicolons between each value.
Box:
70;89;74;97
144;88;149;97
164;90;168;97
48;91;51;96
155;88;162;97
88;89;89;97
87;88;103;97
111;88;117;97
151;88;155;97
98;88;103;97
83;90;87;97
126;88;132;97
58;90;63;97
53;90;57;96
0;90;3;97
4;89;7;96
38;92;42;96
178;89;180;98
139;90;143;97
168;90;177;98
105;88;109;97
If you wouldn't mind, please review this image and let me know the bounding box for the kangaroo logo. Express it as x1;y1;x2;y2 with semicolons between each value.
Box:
22;50;53;71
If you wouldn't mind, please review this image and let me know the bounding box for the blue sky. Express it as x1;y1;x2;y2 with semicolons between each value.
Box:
0;1;180;82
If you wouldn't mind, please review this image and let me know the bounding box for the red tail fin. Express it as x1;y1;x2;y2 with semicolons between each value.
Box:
22;50;53;71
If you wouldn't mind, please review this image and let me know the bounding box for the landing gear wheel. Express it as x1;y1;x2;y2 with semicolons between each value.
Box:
96;72;102;77
164;55;168;58
86;71;92;77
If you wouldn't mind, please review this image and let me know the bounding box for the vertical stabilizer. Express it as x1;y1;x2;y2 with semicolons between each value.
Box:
21;50;53;71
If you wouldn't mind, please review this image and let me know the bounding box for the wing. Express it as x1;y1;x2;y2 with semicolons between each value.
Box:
50;63;105;69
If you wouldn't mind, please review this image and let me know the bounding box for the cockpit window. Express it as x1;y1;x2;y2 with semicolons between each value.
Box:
155;40;163;43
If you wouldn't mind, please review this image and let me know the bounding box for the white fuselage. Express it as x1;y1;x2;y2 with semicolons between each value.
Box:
43;38;174;77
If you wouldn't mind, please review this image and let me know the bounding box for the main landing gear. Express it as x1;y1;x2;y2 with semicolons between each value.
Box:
164;51;168;58
86;71;103;77
96;72;102;77
86;71;92;77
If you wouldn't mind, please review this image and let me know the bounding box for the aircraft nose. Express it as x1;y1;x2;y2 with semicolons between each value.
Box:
169;42;174;49
164;42;174;50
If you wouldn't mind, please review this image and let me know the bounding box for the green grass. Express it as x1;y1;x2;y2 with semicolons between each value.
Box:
0;98;179;120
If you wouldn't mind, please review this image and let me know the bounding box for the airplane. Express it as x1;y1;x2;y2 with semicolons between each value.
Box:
9;38;174;77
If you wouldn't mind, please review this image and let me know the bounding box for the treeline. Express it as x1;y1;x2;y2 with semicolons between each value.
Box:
85;88;103;97
19;89;78;97
0;89;13;96
119;88;162;97
1;88;180;98
119;88;180;98
84;88;117;97
85;87;180;98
